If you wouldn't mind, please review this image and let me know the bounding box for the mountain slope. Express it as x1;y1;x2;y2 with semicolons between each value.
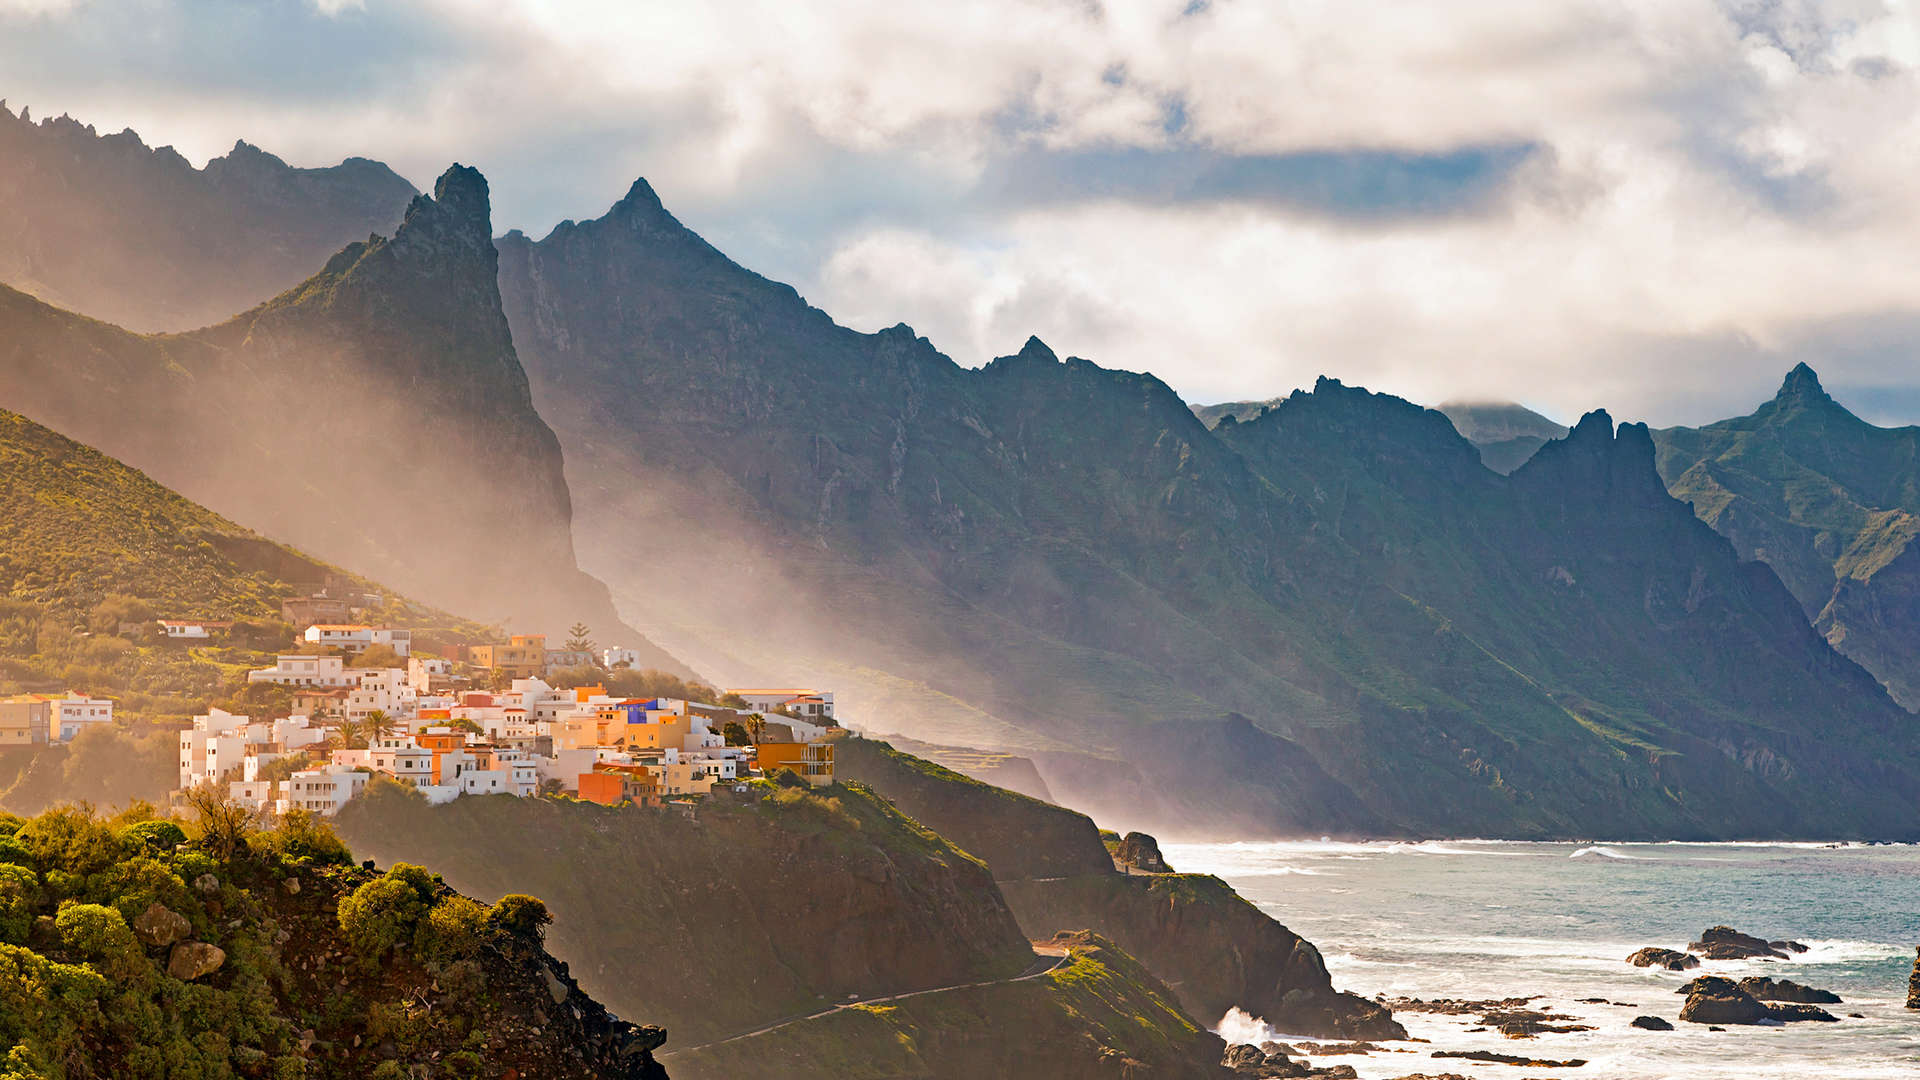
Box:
0;165;681;667
1436;400;1570;474
497;176;1920;840
0;103;417;332
1654;364;1920;708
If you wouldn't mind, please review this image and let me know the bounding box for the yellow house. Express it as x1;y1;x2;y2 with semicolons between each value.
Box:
0;695;51;746
468;635;547;679
756;741;834;786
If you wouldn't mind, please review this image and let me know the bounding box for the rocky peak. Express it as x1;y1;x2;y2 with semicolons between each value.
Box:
1777;362;1829;403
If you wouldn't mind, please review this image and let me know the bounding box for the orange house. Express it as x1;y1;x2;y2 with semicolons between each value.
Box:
756;741;835;786
578;763;660;806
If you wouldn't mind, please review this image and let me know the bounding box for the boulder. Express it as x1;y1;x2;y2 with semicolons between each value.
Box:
1630;1015;1673;1031
193;873;220;895
167;941;226;981
1737;976;1840;1004
1678;976;1837;1025
1626;947;1698;971
132;902;191;947
1225;1044;1267;1069
1113;831;1172;874
1770;939;1809;954
1687;926;1788;961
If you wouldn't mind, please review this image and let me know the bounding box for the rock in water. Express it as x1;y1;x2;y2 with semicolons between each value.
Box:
1627;947;1699;971
1909;947;1919;1009
1679;976;1838;1025
1687;926;1790;960
167;942;227;981
1737;976;1840;1004
1631;1015;1674;1031
132;901;190;947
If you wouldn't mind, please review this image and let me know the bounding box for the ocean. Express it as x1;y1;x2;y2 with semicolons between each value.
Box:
1161;840;1920;1079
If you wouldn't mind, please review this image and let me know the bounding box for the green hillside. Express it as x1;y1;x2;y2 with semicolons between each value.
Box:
1654;364;1920;708
0;403;482;721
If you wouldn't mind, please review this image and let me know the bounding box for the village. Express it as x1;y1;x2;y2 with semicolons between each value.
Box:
0;596;838;816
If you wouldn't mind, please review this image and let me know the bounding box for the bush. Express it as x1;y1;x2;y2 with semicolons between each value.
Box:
15;808;125;878
0;865;37;945
487;894;551;941
53;903;144;979
416;895;488;965
338;877;426;960
253;811;351;867
0;836;29;868
120;820;187;853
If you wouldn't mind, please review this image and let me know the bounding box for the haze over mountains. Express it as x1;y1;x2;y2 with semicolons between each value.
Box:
3;107;1919;838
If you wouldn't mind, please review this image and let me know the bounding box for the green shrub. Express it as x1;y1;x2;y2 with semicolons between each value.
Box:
487;894;551;941
15;808;125;878
53;902;144;979
120;820;187;853
0;836;30;868
0;814;22;837
252;810;351;867
416;895;488;965
0;865;37;945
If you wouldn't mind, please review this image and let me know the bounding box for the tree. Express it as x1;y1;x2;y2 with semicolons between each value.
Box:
351;644;405;669
743;713;767;744
182;784;255;861
365;710;394;745
564;623;595;653
335;717;366;750
721;721;751;747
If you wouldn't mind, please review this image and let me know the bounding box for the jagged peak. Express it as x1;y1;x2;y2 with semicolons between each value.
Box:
1566;408;1615;445
1017;335;1059;363
1776;362;1831;403
613;176;666;217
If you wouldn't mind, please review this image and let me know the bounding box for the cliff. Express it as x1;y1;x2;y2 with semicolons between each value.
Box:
838;737;1402;1038
0;802;666;1078
0;164;682;667
663;931;1227;1080
0;102;417;331
332;777;1038;1046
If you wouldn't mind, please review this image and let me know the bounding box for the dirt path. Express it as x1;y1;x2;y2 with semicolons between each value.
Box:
657;943;1071;1061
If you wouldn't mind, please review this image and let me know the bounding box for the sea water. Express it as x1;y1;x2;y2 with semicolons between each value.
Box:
1160;840;1920;1079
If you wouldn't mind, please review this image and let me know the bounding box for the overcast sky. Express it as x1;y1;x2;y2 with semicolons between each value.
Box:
5;0;1920;426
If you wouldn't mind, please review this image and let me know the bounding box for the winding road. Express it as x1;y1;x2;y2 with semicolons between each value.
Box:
656;943;1072;1062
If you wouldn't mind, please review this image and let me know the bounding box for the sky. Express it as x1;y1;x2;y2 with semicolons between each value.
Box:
4;0;1920;426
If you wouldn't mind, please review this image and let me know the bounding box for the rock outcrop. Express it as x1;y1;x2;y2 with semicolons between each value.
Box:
1686;926;1804;961
1730;976;1840;1004
1631;1015;1674;1030
166;941;226;980
1677;976;1838;1025
132;901;190;947
1113;830;1172;873
1907;946;1919;1009
1626;947;1698;971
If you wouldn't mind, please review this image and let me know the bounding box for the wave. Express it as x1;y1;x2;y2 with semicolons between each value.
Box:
1569;845;1646;860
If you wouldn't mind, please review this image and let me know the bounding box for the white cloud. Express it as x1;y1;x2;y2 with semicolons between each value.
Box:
5;0;1920;421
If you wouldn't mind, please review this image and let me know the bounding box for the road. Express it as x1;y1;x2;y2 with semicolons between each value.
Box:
656;943;1071;1061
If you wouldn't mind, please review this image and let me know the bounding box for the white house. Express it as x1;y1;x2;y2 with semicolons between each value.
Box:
51;694;113;742
280;766;369;815
178;708;250;789
730;688;835;721
247;655;354;688
156;620;232;640
601;646;641;669
302;625;412;657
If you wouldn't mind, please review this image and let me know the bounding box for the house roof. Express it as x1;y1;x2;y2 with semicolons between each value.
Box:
308;624;374;632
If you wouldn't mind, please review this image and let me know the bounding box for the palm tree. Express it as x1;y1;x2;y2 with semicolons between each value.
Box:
365;709;394;745
335;716;365;750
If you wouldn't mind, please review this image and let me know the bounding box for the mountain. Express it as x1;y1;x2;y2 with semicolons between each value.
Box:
1436;400;1570;474
1654;364;1920;709
0;802;667;1078
496;176;1920;840
0;164;682;668
0;102;417;332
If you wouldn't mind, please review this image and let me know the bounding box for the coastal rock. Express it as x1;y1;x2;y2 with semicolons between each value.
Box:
1432;1050;1587;1067
1908;946;1919;1009
1687;926;1790;961
1630;1016;1673;1031
132;901;190;947
1626;947;1697;971
1677;976;1838;1025
167;941;227;981
1114;831;1172;874
1736;976;1840;1004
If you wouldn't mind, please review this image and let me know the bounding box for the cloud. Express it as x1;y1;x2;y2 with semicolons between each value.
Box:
4;0;1920;423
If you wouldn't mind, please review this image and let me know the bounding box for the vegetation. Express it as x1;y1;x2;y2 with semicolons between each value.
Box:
0;800;661;1079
